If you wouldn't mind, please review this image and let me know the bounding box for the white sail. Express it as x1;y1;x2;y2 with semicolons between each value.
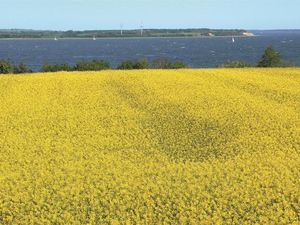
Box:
232;37;235;43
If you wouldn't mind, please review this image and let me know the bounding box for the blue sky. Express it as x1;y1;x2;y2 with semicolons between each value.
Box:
1;0;299;30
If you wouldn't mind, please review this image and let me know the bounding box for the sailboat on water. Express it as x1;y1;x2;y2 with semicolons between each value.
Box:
232;37;235;43
54;36;58;41
93;36;96;41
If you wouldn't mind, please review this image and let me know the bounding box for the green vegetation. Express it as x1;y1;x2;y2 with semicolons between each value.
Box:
257;45;295;67
41;60;110;72
0;60;15;74
218;60;253;68
218;46;297;68
42;63;73;72
152;58;187;69
117;58;187;70
0;60;32;74
257;45;282;67
74;60;111;71
0;28;247;39
117;59;149;70
14;63;32;74
39;58;187;72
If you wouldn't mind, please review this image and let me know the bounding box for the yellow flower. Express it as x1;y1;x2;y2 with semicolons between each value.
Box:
0;68;299;224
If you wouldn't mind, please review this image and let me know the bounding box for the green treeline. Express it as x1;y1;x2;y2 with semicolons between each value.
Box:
0;61;31;74
0;58;187;74
0;46;297;74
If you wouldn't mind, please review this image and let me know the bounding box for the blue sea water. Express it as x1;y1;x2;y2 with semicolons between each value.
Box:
0;30;299;70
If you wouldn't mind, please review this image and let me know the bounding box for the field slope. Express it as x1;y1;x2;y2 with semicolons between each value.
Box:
0;69;299;224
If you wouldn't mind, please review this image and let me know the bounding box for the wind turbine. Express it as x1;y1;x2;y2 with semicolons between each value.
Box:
140;22;144;37
120;24;123;36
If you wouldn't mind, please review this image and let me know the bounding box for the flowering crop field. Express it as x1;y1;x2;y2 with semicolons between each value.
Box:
0;68;299;224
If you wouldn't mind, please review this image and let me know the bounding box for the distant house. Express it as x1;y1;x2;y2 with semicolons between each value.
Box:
243;32;254;36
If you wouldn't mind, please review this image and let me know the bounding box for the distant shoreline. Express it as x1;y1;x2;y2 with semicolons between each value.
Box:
0;28;251;39
0;35;256;41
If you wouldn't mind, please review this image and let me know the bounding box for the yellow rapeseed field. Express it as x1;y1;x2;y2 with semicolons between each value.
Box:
0;68;299;224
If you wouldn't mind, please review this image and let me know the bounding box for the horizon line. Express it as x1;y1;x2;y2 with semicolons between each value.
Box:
1;28;300;32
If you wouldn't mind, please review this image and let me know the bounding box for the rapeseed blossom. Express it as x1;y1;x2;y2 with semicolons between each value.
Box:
0;68;299;224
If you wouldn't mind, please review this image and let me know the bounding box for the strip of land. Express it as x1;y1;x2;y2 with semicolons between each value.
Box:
0;28;253;39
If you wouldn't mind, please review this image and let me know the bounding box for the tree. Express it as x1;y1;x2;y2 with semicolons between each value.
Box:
0;60;15;74
14;63;32;74
257;45;282;67
134;59;149;69
171;60;187;69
